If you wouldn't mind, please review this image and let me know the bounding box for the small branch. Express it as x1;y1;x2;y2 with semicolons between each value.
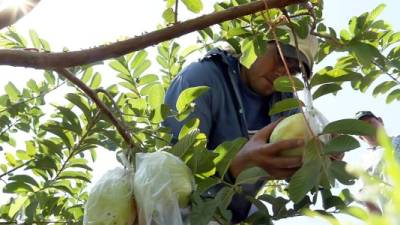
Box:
0;0;305;69
372;61;400;85
310;31;340;46
174;0;179;24
55;68;136;150
0;81;66;114
0;160;33;179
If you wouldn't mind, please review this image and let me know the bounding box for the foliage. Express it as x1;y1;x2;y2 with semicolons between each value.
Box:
0;0;399;224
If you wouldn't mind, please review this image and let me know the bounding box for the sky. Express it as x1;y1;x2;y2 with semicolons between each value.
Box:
0;0;399;224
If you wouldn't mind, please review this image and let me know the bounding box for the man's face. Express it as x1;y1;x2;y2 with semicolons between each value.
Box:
360;116;384;147
244;43;302;96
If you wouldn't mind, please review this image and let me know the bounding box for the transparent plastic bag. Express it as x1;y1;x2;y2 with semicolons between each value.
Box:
134;151;194;225
84;167;136;225
303;89;330;144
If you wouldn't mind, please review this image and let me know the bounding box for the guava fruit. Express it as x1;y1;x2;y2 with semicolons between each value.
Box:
83;167;136;225
269;113;313;156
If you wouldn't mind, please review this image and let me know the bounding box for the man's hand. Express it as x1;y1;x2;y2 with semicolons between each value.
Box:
230;120;304;179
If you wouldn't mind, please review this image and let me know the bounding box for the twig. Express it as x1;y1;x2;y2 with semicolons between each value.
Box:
95;88;145;153
0;81;66;114
0;0;305;69
372;61;400;85
174;0;179;24
310;31;340;46
0;160;32;179
55;68;136;150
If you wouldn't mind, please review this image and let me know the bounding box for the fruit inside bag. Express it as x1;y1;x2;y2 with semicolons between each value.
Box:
83;167;137;225
133;151;194;225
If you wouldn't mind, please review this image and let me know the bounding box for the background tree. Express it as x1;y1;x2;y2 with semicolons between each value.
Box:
0;0;399;224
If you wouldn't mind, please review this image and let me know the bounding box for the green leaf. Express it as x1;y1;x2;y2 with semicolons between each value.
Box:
65;93;92;121
178;118;200;140
146;83;165;108
350;41;382;67
273;76;304;92
5;82;20;102
190;193;220;225
44;71;56;86
132;59;151;78
323;135;360;155
9;175;39;187
288;159;321;203
4;181;34;193
386;89;400;103
311;68;363;87
180;44;202;58
268;98;303;116
312;83;342;100
52;180;75;196
366;4;385;25
372;81;397;97
323;119;376;136
16;150;31;160
138;74;159;85
9;196;28;218
235;167;267;185
109;60;130;75
169;129;200;157
131;51;149;69
176;86;209;113
5;152;17;166
187;147;217;176
89;72;102;89
67;158;92;171
57;106;82;135
162;7;175;23
81;68;93;84
182;0;203;13
340;29;353;42
240;39;257;69
57;171;92;183
29;30;41;49
213;138;247;177
329;160;356;185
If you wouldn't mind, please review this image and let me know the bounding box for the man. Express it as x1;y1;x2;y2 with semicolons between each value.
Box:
355;111;400;213
355;111;400;155
164;27;318;223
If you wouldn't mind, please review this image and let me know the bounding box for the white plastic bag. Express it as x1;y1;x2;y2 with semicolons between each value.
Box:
303;89;330;144
134;151;194;225
84;167;136;225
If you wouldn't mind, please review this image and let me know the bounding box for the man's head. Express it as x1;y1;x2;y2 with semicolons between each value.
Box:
355;111;384;147
241;27;318;96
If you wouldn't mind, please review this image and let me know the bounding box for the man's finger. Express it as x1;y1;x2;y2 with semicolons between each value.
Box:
264;139;304;155
267;168;298;179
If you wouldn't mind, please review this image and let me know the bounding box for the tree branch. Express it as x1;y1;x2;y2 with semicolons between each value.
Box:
0;0;42;30
54;68;136;150
0;0;305;69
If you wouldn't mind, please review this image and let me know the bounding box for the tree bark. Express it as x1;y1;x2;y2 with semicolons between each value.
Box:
0;0;42;30
0;0;305;69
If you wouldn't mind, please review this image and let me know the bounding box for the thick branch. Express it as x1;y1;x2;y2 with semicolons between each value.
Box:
0;0;304;69
55;68;135;149
0;0;42;30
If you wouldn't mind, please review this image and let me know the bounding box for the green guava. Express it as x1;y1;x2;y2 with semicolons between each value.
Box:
269;113;313;156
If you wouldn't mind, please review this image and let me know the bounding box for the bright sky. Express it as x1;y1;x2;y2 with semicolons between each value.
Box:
0;0;399;224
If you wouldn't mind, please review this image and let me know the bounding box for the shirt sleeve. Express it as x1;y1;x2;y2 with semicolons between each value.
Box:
163;61;217;142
